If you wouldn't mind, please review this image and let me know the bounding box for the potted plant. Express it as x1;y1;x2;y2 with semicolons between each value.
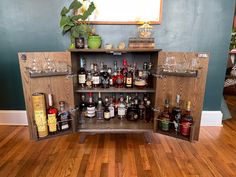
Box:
60;0;96;49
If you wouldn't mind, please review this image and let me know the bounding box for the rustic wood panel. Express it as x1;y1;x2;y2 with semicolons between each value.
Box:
18;52;75;140
155;52;209;140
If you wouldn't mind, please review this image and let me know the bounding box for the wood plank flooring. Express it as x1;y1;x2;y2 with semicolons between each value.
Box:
1;99;236;177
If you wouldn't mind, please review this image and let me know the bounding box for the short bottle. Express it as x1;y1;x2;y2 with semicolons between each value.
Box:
47;94;58;134
58;101;70;131
108;97;115;118
159;99;171;131
180;101;193;136
86;92;96;118
126;100;139;121
104;106;111;121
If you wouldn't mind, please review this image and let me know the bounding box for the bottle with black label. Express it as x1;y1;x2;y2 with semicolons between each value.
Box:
101;65;110;88
172;95;181;133
58;101;70;131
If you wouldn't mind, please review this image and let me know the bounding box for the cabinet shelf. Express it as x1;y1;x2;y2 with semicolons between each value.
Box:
69;48;161;54
29;71;69;78
78;117;153;133
159;70;198;77
75;87;155;93
37;129;73;141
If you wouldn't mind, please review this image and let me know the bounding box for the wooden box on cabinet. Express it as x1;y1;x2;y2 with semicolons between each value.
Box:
18;49;208;142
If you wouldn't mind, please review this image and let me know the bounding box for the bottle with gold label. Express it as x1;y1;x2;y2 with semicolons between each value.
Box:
159;99;171;131
47;94;58;134
125;69;133;88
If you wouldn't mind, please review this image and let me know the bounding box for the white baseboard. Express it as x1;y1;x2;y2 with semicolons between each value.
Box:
0;110;223;126
0;110;28;125
201;111;223;126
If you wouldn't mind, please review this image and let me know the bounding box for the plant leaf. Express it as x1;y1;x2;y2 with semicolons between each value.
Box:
69;0;82;10
61;7;69;16
71;15;83;21
60;16;70;28
81;2;95;21
63;25;72;33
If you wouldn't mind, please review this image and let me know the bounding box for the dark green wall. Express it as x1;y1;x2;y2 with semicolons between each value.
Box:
0;0;235;110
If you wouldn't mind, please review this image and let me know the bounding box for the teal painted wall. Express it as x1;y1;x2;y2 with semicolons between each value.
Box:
0;0;235;110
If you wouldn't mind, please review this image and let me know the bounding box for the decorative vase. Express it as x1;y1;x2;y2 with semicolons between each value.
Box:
88;35;102;49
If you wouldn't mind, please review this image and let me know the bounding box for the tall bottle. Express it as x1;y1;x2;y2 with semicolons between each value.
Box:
96;92;104;120
112;61;118;85
126;100;139;121
79;94;87;123
108;96;115;118
101;65;110;88
147;61;154;88
92;64;100;88
58;101;70;131
115;68;124;88
145;100;153;123
78;57;86;88
47;94;58;134
139;101;146;120
172;95;182;133
121;58;128;83
86;92;96;118
159;99;171;131
117;96;126;119
180;101;193;136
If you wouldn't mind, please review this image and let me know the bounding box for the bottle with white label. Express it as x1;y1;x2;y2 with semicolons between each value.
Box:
104;106;111;120
92;64;100;88
78;57;86;88
86;92;96;118
117;96;126;119
108;97;115;118
58;101;70;131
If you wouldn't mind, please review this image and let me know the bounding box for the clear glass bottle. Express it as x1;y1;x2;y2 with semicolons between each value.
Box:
108;97;115;118
78;57;86;88
101;65;110;88
117;96;126;119
96;93;104;120
86;92;96;118
58;101;70;131
108;67;113;87
139;101;146;120
145;100;153;123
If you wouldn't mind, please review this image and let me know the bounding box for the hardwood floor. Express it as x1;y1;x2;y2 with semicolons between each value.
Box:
1;103;236;177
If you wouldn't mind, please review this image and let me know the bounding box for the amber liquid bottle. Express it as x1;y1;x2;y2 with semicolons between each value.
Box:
180;101;193;136
47;94;58;134
159;99;171;131
77;57;86;88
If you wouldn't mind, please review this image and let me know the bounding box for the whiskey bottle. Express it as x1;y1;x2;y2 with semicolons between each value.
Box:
180;101;193;136
92;64;100;88
108;97;115;118
117;96;126;119
78;57;86;88
145;100;153;123
125;69;133;88
126;101;139;121
104;106;111;121
115;68;124;88
108;67;113;87
79;94;87;123
47;94;58;134
159;99;171;131
85;72;93;89
86;92;96;118
121;58;128;83
96;93;104;120
101;65;110;88
147;62;154;88
58;101;70;131
139;101;146;120
172;95;182;133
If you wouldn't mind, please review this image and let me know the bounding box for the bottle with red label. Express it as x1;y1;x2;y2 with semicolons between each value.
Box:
180;101;193;136
115;68;124;88
47;94;58;134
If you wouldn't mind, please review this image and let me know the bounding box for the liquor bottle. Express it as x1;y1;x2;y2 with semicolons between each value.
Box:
112;61;118;86
180;101;193;136
58;101;70;131
77;57;86;88
125;69;133;88
139;101;146;120
172;95;182;133
104;106;111;121
143;93;148;106
92;64;100;88
115;68;124;88
108;97;115;118
125;95;131;108
133;62;138;80
79;94;87;123
159;99;171;131
47;94;58;134
126;100;139;121
90;63;94;75
117;96;126;119
142;62;149;83
121;58;128;83
107;67;113;87
147;62;154;88
134;69;146;89
86;92;96;118
145;100;153;123
101;65;110;88
96;93;104;120
85;72;93;89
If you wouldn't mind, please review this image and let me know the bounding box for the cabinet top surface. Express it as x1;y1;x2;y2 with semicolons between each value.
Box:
68;48;162;53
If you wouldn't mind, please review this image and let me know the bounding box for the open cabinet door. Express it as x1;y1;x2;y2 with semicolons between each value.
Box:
18;52;75;140
154;52;209;141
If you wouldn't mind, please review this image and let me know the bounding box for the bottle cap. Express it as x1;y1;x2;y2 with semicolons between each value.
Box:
48;94;53;106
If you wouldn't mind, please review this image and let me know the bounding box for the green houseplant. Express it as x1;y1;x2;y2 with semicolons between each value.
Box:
60;0;96;48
